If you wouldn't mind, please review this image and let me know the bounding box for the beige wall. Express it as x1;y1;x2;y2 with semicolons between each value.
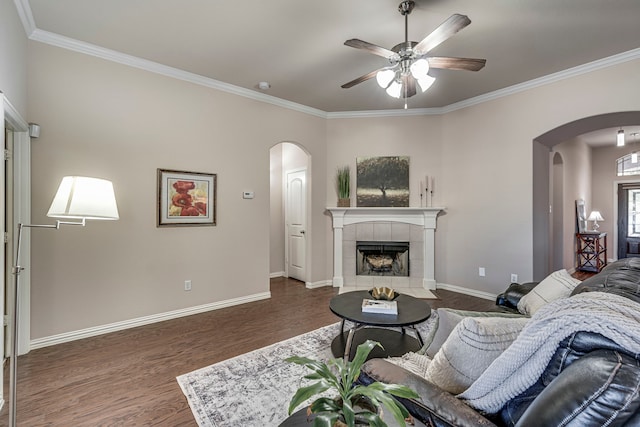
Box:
0;0;28;115
27;42;327;339
18;28;640;340
552;138;592;269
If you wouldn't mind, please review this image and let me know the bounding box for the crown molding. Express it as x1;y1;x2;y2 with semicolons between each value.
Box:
442;47;640;114
13;0;36;37
29;29;328;119
19;0;640;120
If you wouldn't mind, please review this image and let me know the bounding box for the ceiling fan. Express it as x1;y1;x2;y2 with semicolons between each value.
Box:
342;0;486;103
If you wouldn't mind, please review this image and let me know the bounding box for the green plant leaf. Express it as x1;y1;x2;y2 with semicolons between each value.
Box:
313;413;340;427
347;340;381;386
309;397;342;413
355;387;411;427
287;381;331;414
342;397;355;426
366;382;420;399
287;356;340;390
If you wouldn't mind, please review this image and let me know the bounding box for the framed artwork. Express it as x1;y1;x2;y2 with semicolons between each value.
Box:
157;169;217;227
356;156;410;207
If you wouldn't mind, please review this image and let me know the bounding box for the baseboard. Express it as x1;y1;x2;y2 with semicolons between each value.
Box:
30;291;272;350
305;280;332;289
436;282;497;301
270;271;285;278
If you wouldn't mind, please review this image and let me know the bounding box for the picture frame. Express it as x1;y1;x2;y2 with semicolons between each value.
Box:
356;156;410;207
157;168;217;227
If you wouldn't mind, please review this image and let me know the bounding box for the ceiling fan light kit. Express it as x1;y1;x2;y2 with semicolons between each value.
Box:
342;0;486;107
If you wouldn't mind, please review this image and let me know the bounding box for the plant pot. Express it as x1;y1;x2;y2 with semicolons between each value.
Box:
338;198;351;207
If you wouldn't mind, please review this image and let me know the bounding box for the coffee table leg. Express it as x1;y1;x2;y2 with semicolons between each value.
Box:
408;325;424;346
343;326;356;360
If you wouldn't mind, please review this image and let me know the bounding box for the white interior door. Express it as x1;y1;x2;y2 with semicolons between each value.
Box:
286;169;306;282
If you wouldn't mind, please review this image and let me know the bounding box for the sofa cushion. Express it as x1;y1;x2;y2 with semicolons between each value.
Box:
517;269;580;316
421;308;524;358
424;316;529;394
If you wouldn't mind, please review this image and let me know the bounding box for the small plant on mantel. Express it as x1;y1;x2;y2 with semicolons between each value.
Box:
286;340;418;427
336;166;351;207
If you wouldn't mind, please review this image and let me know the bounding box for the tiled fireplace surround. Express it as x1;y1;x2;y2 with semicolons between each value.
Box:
327;208;443;294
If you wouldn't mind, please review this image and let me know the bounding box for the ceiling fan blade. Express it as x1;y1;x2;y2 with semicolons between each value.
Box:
413;14;471;55
341;68;386;89
344;39;398;60
427;56;486;71
401;75;417;98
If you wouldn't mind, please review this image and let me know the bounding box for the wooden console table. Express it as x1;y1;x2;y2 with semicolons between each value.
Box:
576;232;607;272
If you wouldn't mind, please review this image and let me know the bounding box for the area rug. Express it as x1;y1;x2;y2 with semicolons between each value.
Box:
177;317;437;426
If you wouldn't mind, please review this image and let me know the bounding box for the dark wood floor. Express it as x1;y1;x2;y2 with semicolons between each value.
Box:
1;278;495;426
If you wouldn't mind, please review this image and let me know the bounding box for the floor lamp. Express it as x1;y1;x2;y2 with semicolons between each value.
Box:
9;176;119;427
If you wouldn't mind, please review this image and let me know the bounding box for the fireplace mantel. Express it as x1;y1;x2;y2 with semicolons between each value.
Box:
327;207;445;289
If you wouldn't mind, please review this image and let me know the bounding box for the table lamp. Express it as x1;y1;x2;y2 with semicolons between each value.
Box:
9;176;119;427
587;211;604;231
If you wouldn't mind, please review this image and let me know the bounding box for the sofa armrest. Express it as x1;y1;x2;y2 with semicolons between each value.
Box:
514;349;640;426
495;282;538;312
359;359;497;427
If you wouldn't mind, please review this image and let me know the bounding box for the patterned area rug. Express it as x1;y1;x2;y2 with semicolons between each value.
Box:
177;318;437;426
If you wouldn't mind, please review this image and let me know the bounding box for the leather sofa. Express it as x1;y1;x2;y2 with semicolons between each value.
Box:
358;259;640;426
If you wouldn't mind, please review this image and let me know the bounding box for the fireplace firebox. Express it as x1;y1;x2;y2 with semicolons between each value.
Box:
356;241;409;276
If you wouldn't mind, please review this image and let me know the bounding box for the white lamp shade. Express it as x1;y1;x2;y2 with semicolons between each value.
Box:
410;58;430;79
386;80;403;98
376;69;395;88
47;176;119;220
416;75;436;93
587;211;604;222
617;130;625;147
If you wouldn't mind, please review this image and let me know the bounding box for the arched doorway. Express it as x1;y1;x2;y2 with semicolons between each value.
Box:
551;152;564;271
269;142;311;284
533;111;640;279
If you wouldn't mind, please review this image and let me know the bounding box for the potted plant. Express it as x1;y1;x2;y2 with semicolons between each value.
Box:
336;166;351;207
285;340;418;427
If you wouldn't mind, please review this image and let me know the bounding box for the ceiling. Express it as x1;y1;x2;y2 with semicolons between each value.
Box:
24;0;640;115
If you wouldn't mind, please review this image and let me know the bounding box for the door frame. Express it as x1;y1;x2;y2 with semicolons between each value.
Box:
284;166;310;284
613;179;640;260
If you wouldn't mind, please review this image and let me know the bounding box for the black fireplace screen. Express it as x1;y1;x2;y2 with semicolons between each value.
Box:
356;241;409;276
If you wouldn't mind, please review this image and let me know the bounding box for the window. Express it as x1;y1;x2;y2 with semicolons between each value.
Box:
617;153;640;176
629;189;640;237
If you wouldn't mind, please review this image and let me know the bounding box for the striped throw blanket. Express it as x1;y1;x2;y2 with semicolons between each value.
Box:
458;291;640;413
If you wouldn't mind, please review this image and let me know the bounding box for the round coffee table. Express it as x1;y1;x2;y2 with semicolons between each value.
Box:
329;291;431;360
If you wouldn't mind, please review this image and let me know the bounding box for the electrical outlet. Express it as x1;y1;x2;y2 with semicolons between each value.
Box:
479;267;486;277
511;274;518;283
184;280;192;291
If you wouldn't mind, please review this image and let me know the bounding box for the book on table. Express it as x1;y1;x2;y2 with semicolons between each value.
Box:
362;299;398;315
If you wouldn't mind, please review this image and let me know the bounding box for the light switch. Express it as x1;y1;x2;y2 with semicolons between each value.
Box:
243;191;254;199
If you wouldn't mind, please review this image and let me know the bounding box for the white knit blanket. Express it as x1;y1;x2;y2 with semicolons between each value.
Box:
458;291;640;413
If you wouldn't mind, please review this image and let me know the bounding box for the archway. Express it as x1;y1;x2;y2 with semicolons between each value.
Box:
269;142;311;284
532;111;640;280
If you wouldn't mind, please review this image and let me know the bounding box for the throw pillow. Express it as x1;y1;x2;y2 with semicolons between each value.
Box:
517;269;581;316
386;352;432;378
425;316;529;394
421;308;524;358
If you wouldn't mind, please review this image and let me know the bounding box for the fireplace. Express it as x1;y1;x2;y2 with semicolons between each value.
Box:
327;207;444;290
356;241;409;276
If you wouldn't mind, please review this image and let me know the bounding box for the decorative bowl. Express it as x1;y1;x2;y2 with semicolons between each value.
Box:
368;287;399;300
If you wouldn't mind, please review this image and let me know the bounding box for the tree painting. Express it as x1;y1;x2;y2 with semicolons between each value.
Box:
356;156;410;207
